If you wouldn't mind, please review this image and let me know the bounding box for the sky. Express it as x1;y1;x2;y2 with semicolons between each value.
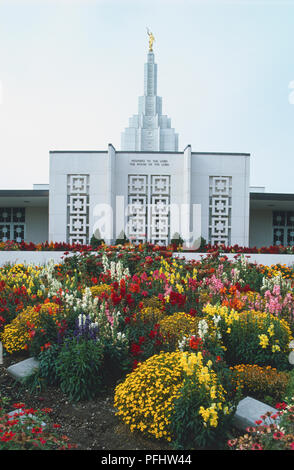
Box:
0;0;294;192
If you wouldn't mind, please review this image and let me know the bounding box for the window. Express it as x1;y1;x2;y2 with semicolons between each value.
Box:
127;174;171;245
0;208;25;243
273;211;294;246
209;176;232;245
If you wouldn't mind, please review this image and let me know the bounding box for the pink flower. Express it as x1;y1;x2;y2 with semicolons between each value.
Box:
273;431;284;440
251;443;263;450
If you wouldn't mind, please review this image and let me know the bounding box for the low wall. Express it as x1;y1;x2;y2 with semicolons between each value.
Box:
0;251;293;267
173;252;294;267
0;251;70;267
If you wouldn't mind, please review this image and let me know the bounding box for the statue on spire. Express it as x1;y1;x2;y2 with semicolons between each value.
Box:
147;28;155;52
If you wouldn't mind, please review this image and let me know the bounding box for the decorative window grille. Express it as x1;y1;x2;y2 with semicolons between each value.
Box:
208;176;232;245
150;175;170;245
127;175;148;244
0;208;25;243
273;211;294;246
127;174;171;245
67;175;89;245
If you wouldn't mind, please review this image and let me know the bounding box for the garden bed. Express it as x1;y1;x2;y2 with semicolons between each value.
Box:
0;246;294;451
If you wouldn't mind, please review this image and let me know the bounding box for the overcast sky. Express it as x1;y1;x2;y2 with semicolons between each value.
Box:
0;0;293;192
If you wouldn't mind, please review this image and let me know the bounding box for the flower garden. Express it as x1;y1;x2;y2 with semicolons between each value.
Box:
1;243;294;450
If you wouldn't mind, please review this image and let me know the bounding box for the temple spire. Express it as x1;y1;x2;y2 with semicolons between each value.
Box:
121;33;179;152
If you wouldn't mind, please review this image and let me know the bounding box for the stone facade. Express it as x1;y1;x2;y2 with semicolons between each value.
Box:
49;146;250;247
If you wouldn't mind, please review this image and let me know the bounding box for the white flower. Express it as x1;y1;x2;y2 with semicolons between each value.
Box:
178;336;188;351
212;315;221;326
198;319;208;339
78;314;87;327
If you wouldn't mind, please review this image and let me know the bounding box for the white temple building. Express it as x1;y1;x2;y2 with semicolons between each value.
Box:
0;36;293;248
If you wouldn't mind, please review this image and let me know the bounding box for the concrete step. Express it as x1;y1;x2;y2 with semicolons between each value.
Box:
6;357;39;382
233;396;280;430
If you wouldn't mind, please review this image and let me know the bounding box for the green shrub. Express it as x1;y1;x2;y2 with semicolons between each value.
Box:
56;337;104;401
38;343;61;386
90;233;104;249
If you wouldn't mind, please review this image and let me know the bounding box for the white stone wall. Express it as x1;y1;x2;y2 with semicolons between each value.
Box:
49;146;250;246
249;209;273;247
49;151;108;243
191;153;250;247
25;207;48;244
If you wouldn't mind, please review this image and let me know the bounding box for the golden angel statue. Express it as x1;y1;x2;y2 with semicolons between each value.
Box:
147;28;155;52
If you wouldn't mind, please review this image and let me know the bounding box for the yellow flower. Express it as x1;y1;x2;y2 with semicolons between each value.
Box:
258;334;269;349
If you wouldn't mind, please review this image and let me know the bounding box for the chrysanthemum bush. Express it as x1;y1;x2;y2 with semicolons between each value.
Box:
158;312;199;348
1;302;64;355
230;364;289;404
114;350;237;448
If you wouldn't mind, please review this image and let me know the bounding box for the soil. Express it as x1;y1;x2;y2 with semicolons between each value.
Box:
0;354;171;451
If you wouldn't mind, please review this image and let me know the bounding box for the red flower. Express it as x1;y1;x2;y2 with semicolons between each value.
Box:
132;360;140;370
126;294;134;306
169;291;186;307
130;343;142;356
41;408;53;413
189;336;203;350
251;443;263;450
12;402;25;409
31;426;43;434
111;292;122;306
7;419;19;426
1;431;16;442
276;402;287;410
129;283;140;293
